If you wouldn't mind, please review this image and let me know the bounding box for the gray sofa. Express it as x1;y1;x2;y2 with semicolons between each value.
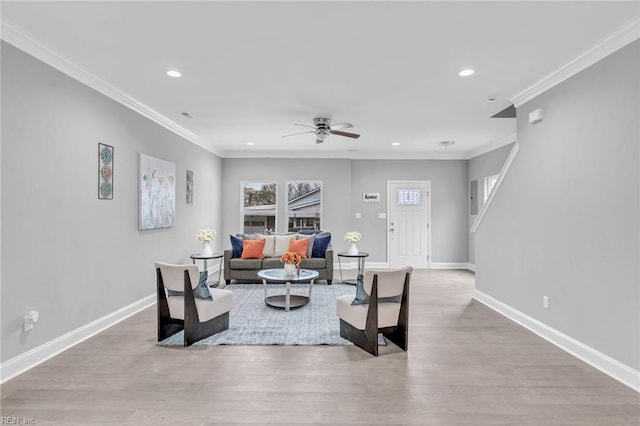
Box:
223;245;333;285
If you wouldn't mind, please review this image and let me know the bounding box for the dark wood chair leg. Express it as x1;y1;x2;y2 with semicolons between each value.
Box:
157;267;183;342
382;272;410;351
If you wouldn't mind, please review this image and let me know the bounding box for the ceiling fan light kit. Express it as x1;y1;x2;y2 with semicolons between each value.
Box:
283;117;361;143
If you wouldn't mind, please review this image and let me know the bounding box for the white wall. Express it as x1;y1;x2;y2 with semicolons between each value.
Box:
475;40;639;370
1;43;223;362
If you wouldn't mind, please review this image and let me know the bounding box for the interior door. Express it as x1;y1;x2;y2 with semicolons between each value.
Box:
388;181;431;268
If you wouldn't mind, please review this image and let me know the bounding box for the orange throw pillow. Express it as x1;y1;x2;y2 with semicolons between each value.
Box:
241;239;266;259
288;238;309;259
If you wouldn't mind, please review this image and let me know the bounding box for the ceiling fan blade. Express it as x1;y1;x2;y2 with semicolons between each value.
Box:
330;130;360;139
282;130;315;138
329;122;353;130
293;123;317;129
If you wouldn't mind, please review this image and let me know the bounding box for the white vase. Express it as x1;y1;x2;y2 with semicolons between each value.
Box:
201;241;213;257
348;242;359;255
284;262;296;275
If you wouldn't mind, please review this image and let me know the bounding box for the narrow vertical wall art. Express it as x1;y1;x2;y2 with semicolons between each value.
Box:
98;143;114;199
186;170;193;205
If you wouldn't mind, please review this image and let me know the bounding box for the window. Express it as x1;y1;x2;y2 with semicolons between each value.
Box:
242;181;276;234
397;188;421;205
484;174;499;203
287;181;322;232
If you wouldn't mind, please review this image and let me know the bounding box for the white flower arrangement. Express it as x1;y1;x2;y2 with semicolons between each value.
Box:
197;228;216;243
344;231;362;243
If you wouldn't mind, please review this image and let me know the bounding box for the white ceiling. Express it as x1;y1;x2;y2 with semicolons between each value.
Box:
2;1;639;159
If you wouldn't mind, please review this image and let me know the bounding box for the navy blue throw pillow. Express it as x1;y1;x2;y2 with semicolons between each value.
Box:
298;229;321;235
230;234;243;258
167;271;212;300
312;233;331;258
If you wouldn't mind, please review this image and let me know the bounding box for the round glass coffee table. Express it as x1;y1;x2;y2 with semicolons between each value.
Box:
258;268;320;312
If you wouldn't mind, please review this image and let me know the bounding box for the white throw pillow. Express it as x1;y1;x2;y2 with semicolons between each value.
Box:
274;234;297;257
256;234;275;258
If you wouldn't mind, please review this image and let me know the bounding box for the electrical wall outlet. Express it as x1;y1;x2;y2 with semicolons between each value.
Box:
543;296;549;309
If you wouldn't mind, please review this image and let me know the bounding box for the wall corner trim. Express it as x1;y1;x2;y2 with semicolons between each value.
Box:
470;142;520;233
0;294;156;384
1;19;220;157
473;289;640;393
510;17;640;108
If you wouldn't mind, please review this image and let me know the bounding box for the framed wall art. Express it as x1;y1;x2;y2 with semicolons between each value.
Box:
139;153;176;230
98;143;114;200
186;170;193;205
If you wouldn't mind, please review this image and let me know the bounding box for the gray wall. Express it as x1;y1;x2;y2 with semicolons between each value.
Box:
221;158;469;264
467;143;515;264
475;40;639;369
1;43;223;362
351;160;468;263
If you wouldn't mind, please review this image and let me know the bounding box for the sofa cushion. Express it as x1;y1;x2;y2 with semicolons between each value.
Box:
256;234;275;258
230;258;263;270
312;232;331;258
289;238;310;258
263;257;285;269
166;271;212;300
300;257;326;269
274;234;297;257
296;233;315;258
229;234;243;258
241;239;265;259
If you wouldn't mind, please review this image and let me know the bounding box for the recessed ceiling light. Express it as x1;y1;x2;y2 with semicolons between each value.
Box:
392;142;400;146
437;140;455;147
180;112;192;118
247;142;255;146
459;69;474;77
167;69;182;78
486;95;497;102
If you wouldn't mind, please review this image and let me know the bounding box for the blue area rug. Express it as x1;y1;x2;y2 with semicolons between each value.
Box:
159;283;355;346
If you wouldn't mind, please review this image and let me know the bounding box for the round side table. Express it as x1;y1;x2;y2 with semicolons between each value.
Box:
337;252;369;285
190;253;224;288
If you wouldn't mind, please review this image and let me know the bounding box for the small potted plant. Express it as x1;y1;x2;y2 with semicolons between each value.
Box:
344;231;362;255
197;228;216;256
281;251;302;275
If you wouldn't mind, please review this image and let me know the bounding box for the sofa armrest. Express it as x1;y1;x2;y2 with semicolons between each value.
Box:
223;250;233;280
324;244;334;278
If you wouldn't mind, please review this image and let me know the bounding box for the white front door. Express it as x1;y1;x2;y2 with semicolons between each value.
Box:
388;181;431;268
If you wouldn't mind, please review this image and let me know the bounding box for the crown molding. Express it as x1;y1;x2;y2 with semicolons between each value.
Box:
465;133;517;160
220;149;469;160
1;19;221;157
511;17;640;108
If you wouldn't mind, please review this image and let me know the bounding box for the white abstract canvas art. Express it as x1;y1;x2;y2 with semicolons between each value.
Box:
139;153;176;230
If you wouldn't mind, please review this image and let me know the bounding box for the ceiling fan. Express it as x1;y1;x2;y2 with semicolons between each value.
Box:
283;117;360;144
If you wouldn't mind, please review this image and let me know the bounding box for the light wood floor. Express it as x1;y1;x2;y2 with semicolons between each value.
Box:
1;269;638;425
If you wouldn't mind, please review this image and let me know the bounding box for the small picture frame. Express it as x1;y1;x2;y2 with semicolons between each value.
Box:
186;170;193;205
98;143;114;199
362;192;380;203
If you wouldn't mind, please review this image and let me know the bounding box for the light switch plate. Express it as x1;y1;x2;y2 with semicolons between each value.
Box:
379;213;387;219
355;212;362;219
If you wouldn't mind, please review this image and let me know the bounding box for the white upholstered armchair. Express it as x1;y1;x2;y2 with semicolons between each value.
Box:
336;267;412;356
155;262;233;346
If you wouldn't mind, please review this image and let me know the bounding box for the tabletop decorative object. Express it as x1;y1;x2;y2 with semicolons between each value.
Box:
281;251;302;275
344;231;362;255
197;228;216;257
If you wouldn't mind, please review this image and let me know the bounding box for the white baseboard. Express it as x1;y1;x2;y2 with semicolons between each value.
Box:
467;263;476;272
431;262;474;270
473;289;640;392
0;294;156;384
